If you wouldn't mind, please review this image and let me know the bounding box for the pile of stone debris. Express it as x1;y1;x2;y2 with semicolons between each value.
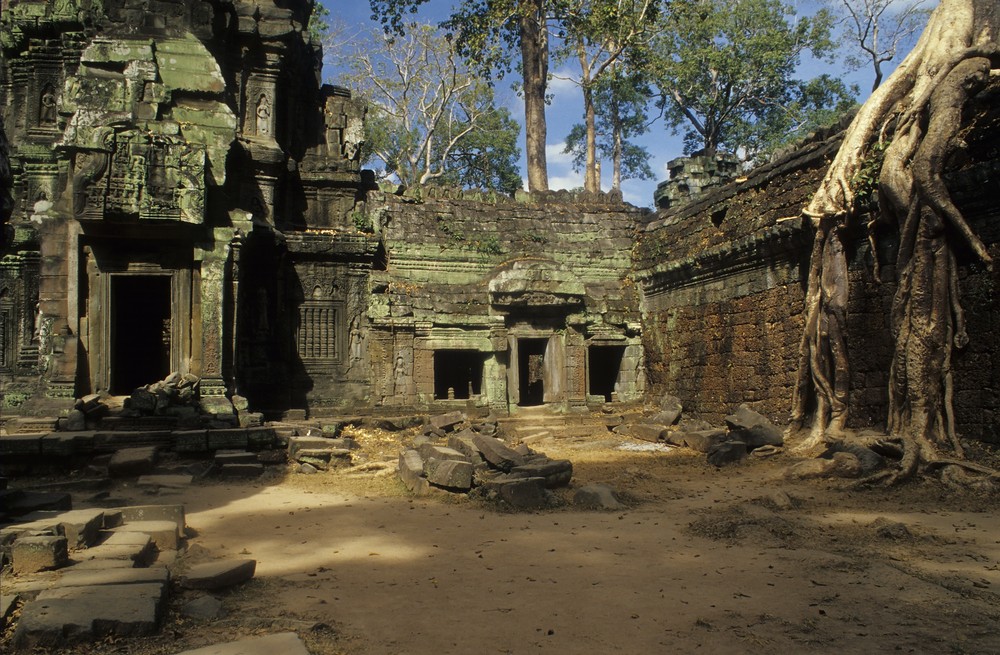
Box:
393;411;574;510
613;395;785;466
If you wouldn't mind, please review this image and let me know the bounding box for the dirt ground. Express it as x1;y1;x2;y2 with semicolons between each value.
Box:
5;425;1000;655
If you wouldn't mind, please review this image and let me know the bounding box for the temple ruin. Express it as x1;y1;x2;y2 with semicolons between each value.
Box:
1;0;997;440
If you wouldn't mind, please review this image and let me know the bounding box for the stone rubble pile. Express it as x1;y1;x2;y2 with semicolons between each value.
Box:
398;411;573;510
615;394;785;466
124;372;201;418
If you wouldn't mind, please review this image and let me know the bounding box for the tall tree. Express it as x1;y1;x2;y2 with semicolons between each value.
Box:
648;0;850;159
371;0;553;191
792;0;999;486
339;23;521;192
563;68;654;192
828;0;931;92
556;0;660;192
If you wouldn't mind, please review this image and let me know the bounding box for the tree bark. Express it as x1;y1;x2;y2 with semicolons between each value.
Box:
520;0;549;193
792;0;999;481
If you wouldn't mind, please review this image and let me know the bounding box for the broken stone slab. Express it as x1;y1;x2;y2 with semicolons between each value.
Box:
681;429;729;453
113;520;181;550
481;476;548;509
418;443;470;464
1;593;16;628
80;532;155;566
13;535;69;574
509;459;573;488
447;433;484;461
724;405;784;448
172;632;311;655
628;423;669;443
16;508;106;549
429;411;466;432
425;459;474;491
472;434;525;472
58;565;169;588
110;504;186;530
398;450;429;494
821;442;885;473
64;409;87;432
179;559;256;590
214;450;257;466
574;484;624;510
660;393;683;415
707;440;748;467
108;446;159;478
13;582;166;648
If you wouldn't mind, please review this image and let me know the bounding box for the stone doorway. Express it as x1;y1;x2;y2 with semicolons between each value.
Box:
111;275;171;394
517;338;548;406
588;345;626;402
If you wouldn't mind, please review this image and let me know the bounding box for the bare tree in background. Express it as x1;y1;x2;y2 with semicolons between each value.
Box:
831;0;931;91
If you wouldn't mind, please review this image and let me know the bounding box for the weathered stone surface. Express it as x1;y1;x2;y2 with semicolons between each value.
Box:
206;429;248;451
80;532;155;566
398;450;428;493
13;582;166;648
706;440;748;467
574;484;624;510
426;460;474;491
65;410;87;432
447;433;483;460
180;559;256;590
724;405;784;448
181;594;225;620
16;508;106;549
430;411;466;432
172;632;311;655
108;446;159;478
472;434;525;472
418;443;470;463
510;459;573;488
13;535;68;574
1;593;16;628
173;430;209;453
486;477;548;509
113;505;186;529
58;565;169;588
682;429;729;453
287;436;335;460
113;520;181;550
214;450;257;466
218;463;264;478
629;423;669;442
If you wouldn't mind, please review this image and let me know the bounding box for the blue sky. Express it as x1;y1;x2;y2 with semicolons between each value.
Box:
320;0;927;208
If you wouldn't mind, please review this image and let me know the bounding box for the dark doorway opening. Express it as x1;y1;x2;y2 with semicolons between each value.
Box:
434;350;485;400
589;345;626;402
518;338;548;406
111;275;171;394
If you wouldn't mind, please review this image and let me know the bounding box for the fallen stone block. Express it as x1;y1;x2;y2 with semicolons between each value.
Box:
180;559;256;590
398;450;429;494
682;429;729;453
113;520;180;550
81;532;155;566
13;535;68;574
296;448;351;468
510;459;573;488
245;427;276;450
629;423;669;442
707;440;748;467
430;411;466;432
17;508;106;549
574;484;624;510
172;632;311;655
13;582;166;648
418;443;470;464
426;460;474;491
1;593;16;628
58;565;169;588
112;504;186;530
482;477;548;509
108;446;159;478
472;434;525;472
447;434;483;460
725;405;783;448
64;409;87;432
181;594;225;620
287;436;335;460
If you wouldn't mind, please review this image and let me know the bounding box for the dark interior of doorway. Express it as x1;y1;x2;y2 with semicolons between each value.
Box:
434;350;485;400
518;338;548;406
112;275;170;394
589;345;625;402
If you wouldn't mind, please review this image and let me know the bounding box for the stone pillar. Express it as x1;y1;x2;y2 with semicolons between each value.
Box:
194;228;236;397
565;319;588;410
34;201;77;402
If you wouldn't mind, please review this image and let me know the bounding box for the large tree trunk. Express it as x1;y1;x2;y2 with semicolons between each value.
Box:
520;0;549;193
791;0;998;483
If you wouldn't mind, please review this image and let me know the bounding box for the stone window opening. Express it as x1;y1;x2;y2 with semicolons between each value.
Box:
588;344;626;402
433;350;485;400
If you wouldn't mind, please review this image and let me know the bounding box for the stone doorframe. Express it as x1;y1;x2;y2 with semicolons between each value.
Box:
84;257;193;395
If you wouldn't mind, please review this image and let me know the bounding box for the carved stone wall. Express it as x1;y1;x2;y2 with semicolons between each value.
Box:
636;102;1000;440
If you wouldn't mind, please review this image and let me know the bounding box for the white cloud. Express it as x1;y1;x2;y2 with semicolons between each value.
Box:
545;142;577;167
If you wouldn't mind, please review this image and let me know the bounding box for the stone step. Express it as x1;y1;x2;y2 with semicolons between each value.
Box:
111;520;181;551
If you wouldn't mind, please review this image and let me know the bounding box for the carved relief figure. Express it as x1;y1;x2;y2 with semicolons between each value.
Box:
39;85;57;125
255;93;271;136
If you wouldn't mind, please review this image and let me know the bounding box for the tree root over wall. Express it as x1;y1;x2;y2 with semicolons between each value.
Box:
790;0;1000;486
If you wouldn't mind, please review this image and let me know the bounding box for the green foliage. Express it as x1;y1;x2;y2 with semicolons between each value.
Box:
850;138;889;205
351;210;373;233
437;107;523;196
563;70;655;183
308;2;331;43
648;0;854;159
